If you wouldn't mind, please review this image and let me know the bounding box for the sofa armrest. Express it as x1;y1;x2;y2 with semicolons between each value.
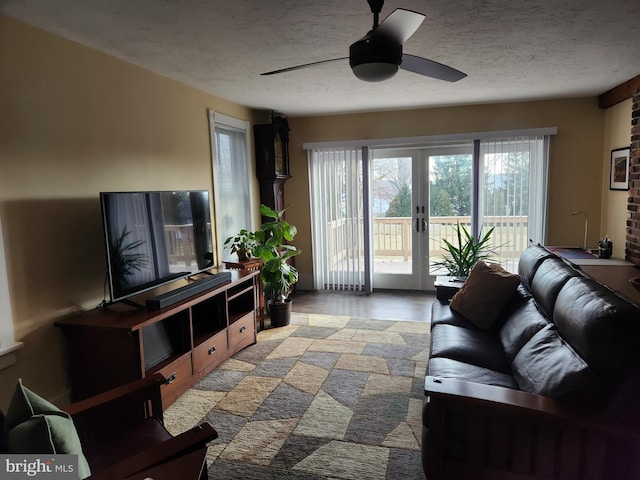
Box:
425;376;640;439
423;376;640;480
86;422;217;480
425;376;572;419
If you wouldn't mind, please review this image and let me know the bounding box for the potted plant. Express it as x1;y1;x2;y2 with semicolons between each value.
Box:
223;229;257;261
252;204;301;327
432;222;496;279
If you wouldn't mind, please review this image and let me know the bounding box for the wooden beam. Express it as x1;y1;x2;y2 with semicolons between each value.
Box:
599;74;640;109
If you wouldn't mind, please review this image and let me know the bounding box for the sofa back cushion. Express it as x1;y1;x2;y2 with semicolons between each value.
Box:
518;245;556;289
529;258;579;318
553;276;640;378
512;325;600;398
499;298;550;362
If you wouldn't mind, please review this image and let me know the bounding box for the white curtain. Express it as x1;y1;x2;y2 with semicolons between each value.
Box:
479;136;549;271
308;146;367;291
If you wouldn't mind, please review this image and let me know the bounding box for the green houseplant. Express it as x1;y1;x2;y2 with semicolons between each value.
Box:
252;204;301;327
432;222;496;278
223;229;257;261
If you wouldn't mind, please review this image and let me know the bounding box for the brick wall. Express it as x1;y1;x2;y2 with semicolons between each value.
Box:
627;88;640;265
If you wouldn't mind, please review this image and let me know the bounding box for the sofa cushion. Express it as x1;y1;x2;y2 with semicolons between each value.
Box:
517;245;556;289
553;276;640;378
3;380;91;479
427;357;518;389
529;258;579;319
449;262;520;330
499;298;550;362
431;300;480;330
512;325;599;398
430;324;511;373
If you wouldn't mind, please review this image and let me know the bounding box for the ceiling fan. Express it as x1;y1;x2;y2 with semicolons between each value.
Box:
261;0;466;83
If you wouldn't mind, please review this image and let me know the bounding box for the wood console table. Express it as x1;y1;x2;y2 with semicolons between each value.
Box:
544;246;640;306
579;263;640;306
55;269;258;408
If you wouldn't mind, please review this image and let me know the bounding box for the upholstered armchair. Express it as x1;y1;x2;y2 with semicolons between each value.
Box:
2;373;217;480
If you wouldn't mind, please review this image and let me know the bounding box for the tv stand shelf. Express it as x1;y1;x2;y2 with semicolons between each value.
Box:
55;269;259;408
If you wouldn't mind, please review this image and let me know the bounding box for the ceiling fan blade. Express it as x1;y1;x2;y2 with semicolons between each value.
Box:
400;54;467;82
373;8;425;44
261;57;348;76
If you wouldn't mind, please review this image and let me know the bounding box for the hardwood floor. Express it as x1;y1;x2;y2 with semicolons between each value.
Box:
289;289;436;322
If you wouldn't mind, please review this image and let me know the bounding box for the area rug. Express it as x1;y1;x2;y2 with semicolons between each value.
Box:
164;312;431;480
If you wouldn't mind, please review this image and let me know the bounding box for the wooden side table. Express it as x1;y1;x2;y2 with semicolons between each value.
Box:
224;259;265;330
434;276;465;304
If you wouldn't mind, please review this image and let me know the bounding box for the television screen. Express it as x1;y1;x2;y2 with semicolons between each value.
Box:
100;190;215;303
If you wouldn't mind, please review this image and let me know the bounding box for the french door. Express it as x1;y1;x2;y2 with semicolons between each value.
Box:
371;145;473;290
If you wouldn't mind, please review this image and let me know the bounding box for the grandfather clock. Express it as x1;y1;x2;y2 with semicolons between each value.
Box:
254;115;290;218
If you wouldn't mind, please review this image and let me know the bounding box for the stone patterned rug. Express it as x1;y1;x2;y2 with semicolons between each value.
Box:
164;312;431;479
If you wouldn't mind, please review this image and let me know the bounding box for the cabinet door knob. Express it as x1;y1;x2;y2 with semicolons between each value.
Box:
239;325;246;333
166;373;177;384
208;345;216;355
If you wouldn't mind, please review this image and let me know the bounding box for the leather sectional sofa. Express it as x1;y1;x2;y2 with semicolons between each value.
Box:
423;245;640;480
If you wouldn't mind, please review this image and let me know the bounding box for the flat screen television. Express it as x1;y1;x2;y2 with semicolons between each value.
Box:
100;190;215;303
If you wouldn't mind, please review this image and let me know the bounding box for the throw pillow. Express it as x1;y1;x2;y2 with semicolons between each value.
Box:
512;325;599;398
449;261;520;330
3;379;92;479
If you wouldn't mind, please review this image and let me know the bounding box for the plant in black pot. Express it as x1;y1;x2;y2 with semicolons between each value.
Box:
431;222;497;279
252;204;301;327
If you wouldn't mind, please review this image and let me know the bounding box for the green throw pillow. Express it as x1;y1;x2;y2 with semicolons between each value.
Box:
3;379;91;479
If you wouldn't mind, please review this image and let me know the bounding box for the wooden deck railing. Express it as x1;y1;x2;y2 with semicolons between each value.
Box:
326;216;529;263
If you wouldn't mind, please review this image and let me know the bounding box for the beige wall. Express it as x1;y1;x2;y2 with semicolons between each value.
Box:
0;15;255;408
287;99;606;290
601;99;632;258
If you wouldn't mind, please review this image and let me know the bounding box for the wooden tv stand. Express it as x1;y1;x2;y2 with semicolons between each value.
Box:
55;269;259;408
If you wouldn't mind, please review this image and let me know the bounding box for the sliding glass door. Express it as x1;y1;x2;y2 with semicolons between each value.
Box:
307;133;549;292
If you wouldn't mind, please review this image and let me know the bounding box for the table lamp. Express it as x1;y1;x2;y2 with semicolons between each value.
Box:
571;210;588;251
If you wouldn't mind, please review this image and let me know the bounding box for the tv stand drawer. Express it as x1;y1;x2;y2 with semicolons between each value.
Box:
153;353;193;408
193;330;228;373
228;312;256;352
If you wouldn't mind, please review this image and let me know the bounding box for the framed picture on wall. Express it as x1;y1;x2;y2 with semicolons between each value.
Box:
610;147;630;191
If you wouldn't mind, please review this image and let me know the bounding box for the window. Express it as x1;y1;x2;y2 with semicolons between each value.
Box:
0;216;22;367
208;111;253;262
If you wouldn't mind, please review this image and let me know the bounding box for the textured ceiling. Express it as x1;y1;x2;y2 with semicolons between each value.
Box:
2;0;639;116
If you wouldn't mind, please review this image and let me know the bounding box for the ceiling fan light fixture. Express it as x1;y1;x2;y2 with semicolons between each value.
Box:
349;34;402;82
351;62;399;82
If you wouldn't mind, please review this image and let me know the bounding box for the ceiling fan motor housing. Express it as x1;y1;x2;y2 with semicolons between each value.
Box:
349;33;402;82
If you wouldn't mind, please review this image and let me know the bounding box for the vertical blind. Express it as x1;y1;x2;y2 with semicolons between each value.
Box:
308;146;367;291
479;136;549;270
